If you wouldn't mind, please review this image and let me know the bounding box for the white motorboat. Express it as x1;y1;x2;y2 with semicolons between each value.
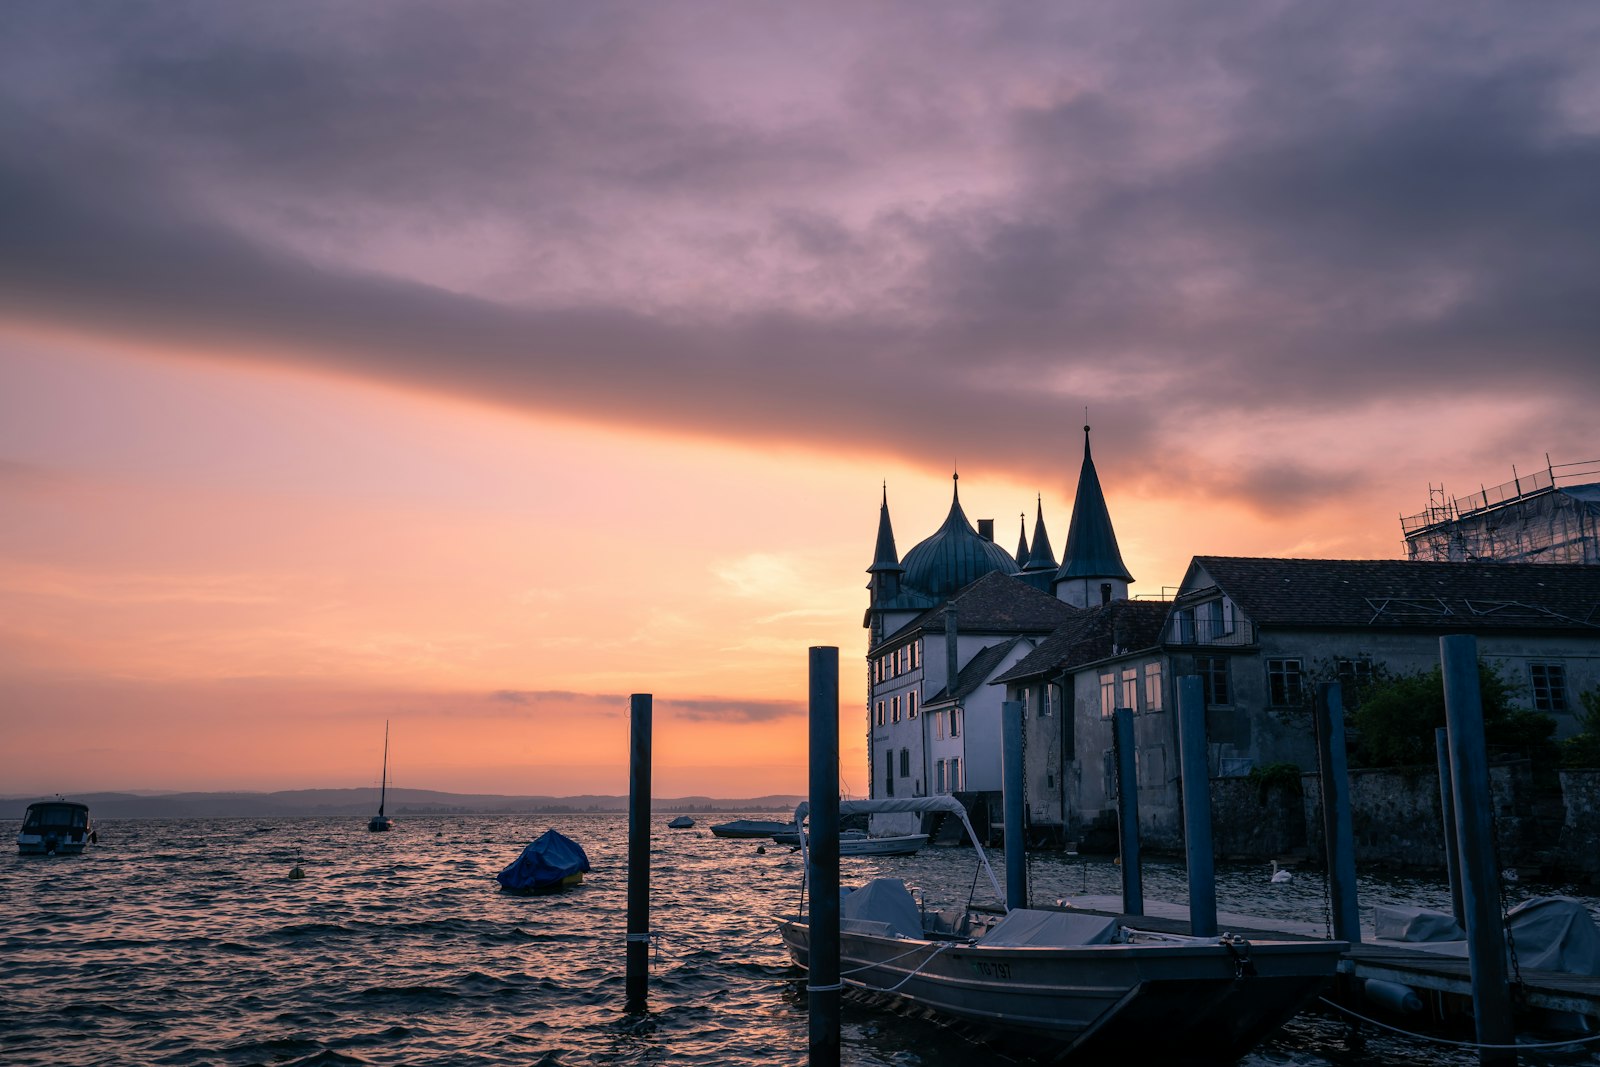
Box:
775;796;1345;1063
771;827;928;856
16;799;94;855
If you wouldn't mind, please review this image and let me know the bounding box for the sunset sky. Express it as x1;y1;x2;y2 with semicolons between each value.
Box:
4;3;1599;798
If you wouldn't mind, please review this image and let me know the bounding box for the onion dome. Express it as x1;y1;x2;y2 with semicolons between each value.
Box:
901;474;1018;598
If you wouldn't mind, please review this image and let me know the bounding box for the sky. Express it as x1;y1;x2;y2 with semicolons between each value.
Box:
3;2;1599;798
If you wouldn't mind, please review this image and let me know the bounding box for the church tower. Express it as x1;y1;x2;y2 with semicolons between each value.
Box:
1053;426;1133;607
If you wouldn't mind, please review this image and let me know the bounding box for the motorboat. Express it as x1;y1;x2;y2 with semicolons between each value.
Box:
775;796;1345;1063
17;799;94;855
667;815;695;829
710;818;796;839
367;720;393;832
771;827;928;857
497;829;591;895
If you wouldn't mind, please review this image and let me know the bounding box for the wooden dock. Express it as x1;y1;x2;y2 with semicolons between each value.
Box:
1062;895;1600;1021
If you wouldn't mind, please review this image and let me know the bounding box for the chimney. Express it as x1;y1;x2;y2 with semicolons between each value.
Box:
945;606;959;694
978;518;994;541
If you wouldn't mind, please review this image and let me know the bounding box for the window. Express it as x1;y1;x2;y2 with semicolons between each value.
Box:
1336;656;1373;707
1121;667;1139;712
1099;673;1116;719
875;701;885;726
1172;608;1195;644
908;690;918;719
1040;683;1053;718
950;708;961;737
1198;598;1234;642
950;757;962;791
935;761;947;794
934;710;946;739
1144;663;1163;711
899;646;909;673
1531;663;1569;713
1196;656;1230;706
911;640;921;669
885;752;895;796
891;695;901;723
1266;658;1304;707
899;748;910;778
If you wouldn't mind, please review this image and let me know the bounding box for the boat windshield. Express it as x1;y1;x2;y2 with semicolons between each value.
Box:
22;804;86;829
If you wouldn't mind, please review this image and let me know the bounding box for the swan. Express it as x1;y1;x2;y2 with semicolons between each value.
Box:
1270;860;1293;883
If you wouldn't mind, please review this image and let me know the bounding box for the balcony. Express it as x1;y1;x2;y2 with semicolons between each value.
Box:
1163;612;1257;647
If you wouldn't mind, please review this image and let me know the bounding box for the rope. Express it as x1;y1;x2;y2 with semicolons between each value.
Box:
1317;996;1600;1052
837;941;955;993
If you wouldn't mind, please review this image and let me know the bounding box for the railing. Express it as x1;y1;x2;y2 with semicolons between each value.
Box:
1401;458;1600;533
1163;614;1257;646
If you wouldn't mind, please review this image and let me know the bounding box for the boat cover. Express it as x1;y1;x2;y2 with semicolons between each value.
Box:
1373;905;1465;942
1504;897;1600;976
496;829;591;892
982;908;1122;947
840;878;923;939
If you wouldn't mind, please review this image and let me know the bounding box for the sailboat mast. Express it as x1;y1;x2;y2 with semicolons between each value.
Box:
379;720;389;817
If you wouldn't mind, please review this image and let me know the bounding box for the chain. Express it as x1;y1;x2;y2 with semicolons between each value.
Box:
1484;772;1524;992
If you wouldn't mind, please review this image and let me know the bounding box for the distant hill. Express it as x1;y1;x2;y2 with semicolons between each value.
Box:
1;789;806;820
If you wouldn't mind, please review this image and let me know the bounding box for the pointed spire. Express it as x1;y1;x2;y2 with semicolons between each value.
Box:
868;481;902;574
1055;425;1133;583
1024;493;1058;572
1014;512;1029;568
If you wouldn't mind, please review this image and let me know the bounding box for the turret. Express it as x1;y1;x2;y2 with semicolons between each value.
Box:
1053;426;1133;608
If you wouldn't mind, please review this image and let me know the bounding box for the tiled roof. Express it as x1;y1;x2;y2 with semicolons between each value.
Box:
993;599;1172;684
876;571;1082;652
924;637;1025;705
1190;557;1600;632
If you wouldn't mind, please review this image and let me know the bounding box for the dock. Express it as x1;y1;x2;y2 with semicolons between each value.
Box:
1063;895;1600;1022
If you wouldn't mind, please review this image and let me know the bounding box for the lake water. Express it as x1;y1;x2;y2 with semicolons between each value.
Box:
3;813;1598;1066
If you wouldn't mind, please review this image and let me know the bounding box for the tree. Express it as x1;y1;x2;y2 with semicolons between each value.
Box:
1350;661;1556;768
1560;687;1600;769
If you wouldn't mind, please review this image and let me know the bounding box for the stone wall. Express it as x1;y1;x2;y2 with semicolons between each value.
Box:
1558;770;1600;881
1209;777;1306;860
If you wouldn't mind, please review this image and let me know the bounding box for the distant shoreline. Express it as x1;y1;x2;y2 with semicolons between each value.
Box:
3;788;805;820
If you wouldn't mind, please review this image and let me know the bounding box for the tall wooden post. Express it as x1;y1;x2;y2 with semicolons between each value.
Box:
1177;675;1217;937
1441;636;1516;1066
1002;699;1027;911
625;693;652;1014
1436;727;1465;928
808;647;841;1067
1314;682;1360;944
1114;707;1142;916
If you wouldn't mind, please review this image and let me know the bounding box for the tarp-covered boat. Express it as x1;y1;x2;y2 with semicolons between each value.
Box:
496;829;591;894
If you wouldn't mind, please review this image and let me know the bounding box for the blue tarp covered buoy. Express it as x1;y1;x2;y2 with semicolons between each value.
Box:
496;829;592;894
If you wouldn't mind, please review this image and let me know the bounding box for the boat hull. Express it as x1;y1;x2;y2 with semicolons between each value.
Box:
776;917;1342;1063
710;820;796;839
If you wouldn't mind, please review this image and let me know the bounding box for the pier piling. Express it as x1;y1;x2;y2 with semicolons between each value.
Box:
1314;682;1360;944
1113;707;1142;916
1002;699;1027;911
625;693;652;1015
808;647;841;1067
1441;635;1516;1067
1177;676;1217;937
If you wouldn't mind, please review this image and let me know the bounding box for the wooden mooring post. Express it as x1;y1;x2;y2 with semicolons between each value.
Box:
807;647;841;1067
1177;675;1217;937
625;693;652;1014
1113;707;1142;916
1002;699;1027;911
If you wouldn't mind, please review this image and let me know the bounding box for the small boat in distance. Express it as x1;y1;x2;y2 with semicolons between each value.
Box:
368;721;392;832
710;818;796;839
17;798;95;855
497;829;591;894
667;815;695;829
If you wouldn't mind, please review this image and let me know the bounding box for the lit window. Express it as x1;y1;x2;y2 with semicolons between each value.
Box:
1121;667;1138;712
1099;673;1116;719
1266;658;1304;707
1531;663;1569;713
1144;663;1163;711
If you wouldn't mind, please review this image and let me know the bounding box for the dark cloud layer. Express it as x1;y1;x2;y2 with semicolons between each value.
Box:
4;2;1598;509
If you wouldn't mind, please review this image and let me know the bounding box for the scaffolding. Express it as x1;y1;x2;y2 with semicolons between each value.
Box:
1400;457;1600;564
